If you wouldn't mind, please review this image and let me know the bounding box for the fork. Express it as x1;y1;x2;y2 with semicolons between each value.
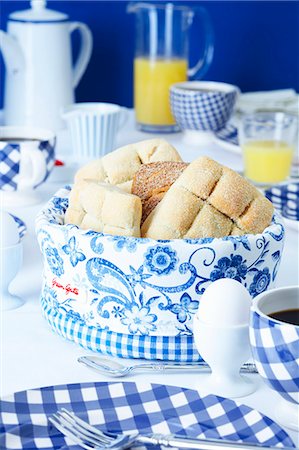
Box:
49;408;293;450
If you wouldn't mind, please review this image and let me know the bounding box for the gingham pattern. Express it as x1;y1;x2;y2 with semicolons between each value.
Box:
0;381;294;450
0;144;20;191
250;311;299;404
215;123;239;146
170;87;238;132
41;295;202;362
35;139;56;188
265;183;299;221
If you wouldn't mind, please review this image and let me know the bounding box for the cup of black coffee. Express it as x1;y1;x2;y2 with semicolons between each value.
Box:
250;286;299;431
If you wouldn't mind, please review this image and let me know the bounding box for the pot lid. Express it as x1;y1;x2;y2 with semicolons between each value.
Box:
9;0;68;23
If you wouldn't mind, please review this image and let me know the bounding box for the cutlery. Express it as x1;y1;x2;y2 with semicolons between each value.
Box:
49;408;293;450
78;355;258;377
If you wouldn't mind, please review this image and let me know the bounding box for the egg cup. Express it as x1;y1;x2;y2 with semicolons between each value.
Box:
193;279;256;398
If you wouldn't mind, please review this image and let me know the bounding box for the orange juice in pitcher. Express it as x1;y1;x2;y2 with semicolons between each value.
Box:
128;3;214;132
134;58;187;127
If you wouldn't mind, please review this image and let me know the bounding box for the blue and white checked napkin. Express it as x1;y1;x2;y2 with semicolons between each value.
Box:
0;381;294;449
265;182;299;222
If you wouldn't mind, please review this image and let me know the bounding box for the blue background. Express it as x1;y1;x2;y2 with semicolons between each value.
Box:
0;0;298;108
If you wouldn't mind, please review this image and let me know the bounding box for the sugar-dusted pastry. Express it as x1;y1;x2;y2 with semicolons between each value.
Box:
141;156;274;239
132;161;188;223
74;139;182;192
65;180;142;237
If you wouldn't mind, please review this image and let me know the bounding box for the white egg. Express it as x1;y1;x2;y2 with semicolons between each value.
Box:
196;278;252;326
0;210;20;247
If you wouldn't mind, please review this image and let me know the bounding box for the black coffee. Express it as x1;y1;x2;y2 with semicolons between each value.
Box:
269;308;299;326
0;138;40;143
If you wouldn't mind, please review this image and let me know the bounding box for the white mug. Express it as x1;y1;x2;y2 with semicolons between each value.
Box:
0;126;56;206
62;102;128;161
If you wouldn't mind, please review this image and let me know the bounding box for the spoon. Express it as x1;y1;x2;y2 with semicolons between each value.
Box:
78;355;257;377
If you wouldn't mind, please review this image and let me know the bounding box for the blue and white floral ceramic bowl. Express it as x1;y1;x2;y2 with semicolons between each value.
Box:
170;81;239;132
36;186;285;361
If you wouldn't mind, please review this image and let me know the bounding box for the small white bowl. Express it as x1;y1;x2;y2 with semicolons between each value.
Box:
62;102;128;162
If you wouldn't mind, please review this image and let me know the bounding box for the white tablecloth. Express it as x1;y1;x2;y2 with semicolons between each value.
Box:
1;113;298;444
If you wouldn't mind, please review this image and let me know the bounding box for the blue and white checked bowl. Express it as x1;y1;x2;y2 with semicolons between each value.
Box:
36;186;285;361
250;286;299;405
0;127;55;192
62;102;128;161
170;81;239;132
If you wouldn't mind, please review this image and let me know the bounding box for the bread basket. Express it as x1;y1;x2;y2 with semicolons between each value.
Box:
36;186;285;361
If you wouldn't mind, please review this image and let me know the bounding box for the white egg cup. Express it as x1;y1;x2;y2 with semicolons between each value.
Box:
193;316;256;398
0;242;24;310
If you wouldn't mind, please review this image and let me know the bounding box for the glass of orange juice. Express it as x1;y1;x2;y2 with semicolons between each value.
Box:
127;3;214;132
239;112;298;186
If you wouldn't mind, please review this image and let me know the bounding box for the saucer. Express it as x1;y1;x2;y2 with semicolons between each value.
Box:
180;121;241;153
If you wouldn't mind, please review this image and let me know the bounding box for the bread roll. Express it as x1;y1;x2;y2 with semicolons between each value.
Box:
65;180;142;237
142;156;274;239
132;161;188;223
74;139;182;192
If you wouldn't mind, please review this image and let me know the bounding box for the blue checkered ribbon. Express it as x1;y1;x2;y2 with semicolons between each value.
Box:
0;144;20;191
0;381;294;449
41;295;201;362
265;182;299;221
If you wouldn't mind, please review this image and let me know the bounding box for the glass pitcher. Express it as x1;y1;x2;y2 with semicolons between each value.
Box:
128;2;214;133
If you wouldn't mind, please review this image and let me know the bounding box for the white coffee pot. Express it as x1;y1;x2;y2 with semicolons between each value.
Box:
0;0;93;131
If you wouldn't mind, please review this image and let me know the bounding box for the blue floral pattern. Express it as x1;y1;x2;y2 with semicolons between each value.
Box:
110;235;138;252
62;236;86;267
210;255;247;282
249;268;271;297
36;187;285;340
170;293;199;323
127;265;152;288
121;304;157;334
144;245;178;276
222;235;251;251
45;246;64;277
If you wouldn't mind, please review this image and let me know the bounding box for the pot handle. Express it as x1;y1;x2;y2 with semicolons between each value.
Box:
70;22;93;88
187;7;214;80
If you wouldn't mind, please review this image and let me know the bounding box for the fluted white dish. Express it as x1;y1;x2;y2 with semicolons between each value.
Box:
62;103;128;161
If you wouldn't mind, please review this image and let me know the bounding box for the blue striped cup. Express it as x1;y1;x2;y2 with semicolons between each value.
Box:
62;103;128;161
